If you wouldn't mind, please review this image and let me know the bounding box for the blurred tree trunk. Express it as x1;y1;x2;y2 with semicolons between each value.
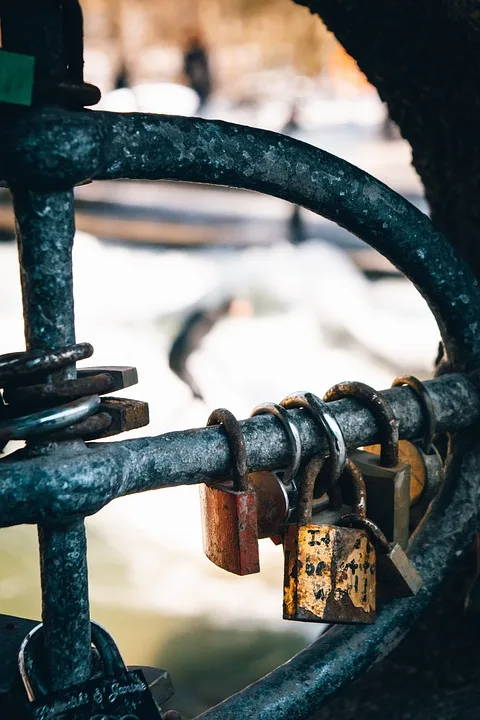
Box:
295;0;480;277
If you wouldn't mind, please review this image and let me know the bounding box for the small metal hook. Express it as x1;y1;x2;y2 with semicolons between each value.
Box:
250;401;302;488
391;375;436;454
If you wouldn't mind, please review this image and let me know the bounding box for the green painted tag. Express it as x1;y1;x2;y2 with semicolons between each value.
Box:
0;49;35;106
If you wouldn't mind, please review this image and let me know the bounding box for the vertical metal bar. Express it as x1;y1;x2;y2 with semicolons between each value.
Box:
13;189;76;364
37;522;90;689
2;0;92;692
13;189;92;691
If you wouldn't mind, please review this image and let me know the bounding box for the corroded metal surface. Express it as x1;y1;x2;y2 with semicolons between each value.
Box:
325;381;410;548
283;523;376;624
197;435;477;720
200;408;260;575
0;344;93;386
199;482;260;576
1;1;480;712
325;381;399;467
248;471;289;539
283;456;375;624
337;513;422;598
2;110;480;369
4;366;138;408
0;374;477;527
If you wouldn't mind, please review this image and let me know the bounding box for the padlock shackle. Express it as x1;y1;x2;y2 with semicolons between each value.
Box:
90;621;129;679
324;382;399;467
250;402;302;487
298;456;326;526
18;621;129;701
207;408;249;492
342;459;367;517
337;513;391;555
281;392;346;494
392;375;436;455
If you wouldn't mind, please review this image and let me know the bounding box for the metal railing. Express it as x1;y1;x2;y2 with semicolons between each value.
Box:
1;1;480;718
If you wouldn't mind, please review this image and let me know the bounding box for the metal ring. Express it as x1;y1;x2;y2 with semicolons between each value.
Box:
250;402;302;487
324;381;399;467
0;343;93;387
392;375;436;454
281;392;347;492
0;395;100;443
207;408;249;491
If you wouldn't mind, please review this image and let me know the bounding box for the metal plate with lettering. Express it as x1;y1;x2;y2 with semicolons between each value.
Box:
27;669;161;720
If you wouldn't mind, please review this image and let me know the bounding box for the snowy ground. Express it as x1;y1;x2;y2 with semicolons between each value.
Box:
0;112;439;661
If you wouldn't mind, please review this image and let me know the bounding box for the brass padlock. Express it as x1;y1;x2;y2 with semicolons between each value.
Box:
324;381;411;549
250;401;302;542
199;408;260;576
283;456;376;624
337;513;422;598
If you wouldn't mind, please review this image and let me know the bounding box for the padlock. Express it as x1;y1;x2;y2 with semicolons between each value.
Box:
391;376;444;527
324;381;411;549
250;402;302;542
199;408;260;575
337;513;422;598
18;621;164;718
283;456;376;624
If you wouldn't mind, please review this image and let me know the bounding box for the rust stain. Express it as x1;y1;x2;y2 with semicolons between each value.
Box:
283;524;375;624
199;483;260;576
335;532;375;613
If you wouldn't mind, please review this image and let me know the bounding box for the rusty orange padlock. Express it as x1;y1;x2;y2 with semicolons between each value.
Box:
199;408;260;576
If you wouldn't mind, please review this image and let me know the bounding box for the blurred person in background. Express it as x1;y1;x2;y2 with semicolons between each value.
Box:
183;30;212;112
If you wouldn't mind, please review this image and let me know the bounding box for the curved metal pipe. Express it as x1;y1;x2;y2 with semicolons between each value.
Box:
3;109;479;368
2;110;480;714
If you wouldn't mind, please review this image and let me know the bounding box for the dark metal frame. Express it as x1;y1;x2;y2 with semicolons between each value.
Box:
1;1;480;718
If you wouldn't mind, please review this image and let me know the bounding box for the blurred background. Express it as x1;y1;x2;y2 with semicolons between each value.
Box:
0;1;438;716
